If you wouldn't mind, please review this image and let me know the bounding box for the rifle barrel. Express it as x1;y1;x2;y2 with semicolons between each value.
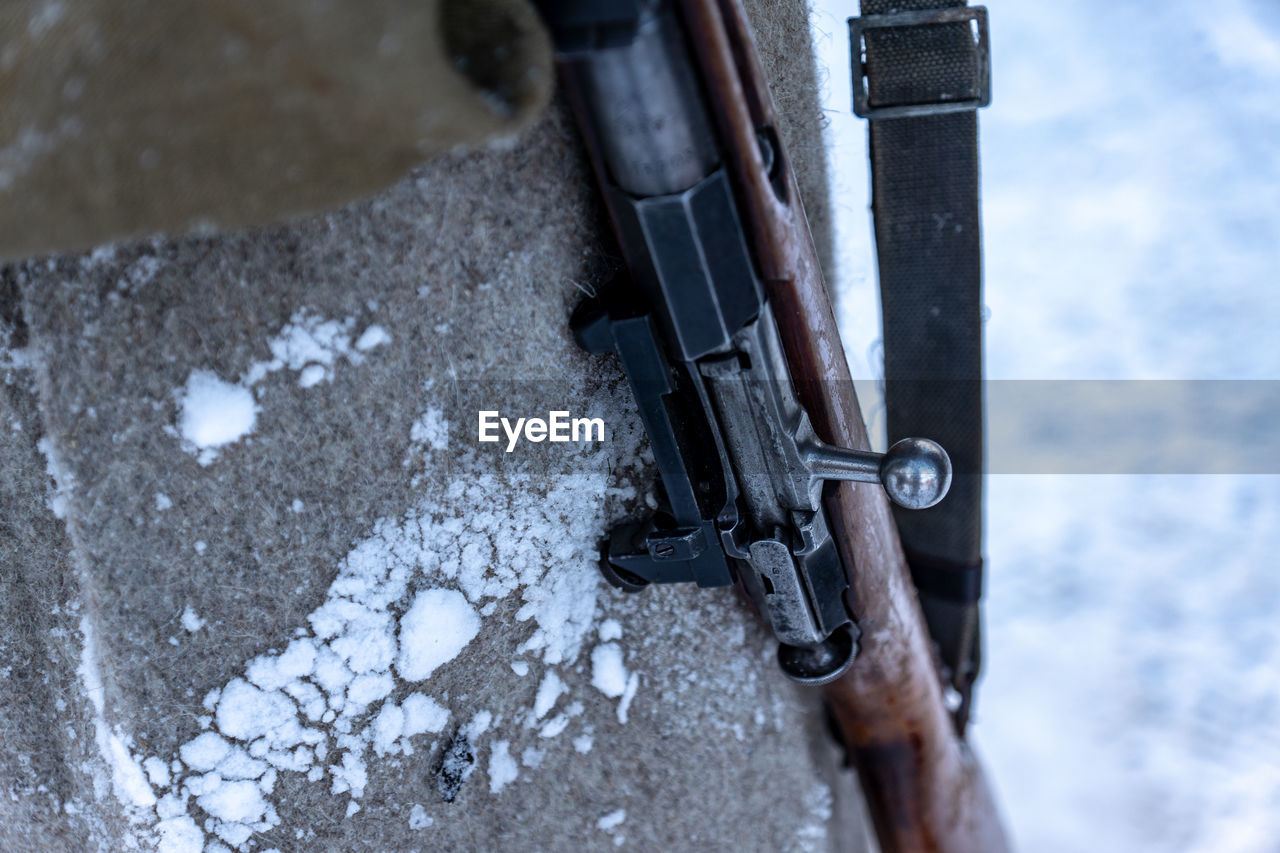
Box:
574;5;718;196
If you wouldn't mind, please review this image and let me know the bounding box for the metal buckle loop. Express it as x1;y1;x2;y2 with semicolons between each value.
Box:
848;6;992;120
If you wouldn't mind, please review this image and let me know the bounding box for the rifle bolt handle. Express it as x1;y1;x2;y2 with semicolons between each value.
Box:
803;437;952;510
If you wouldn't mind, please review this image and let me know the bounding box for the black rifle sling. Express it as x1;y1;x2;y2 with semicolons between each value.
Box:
854;0;989;731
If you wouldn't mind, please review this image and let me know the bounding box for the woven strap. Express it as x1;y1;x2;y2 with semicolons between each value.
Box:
856;0;988;730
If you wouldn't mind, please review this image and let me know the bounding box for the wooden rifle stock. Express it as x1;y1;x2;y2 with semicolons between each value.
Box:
678;2;1009;850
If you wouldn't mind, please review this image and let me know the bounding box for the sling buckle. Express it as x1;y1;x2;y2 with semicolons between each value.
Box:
849;6;991;120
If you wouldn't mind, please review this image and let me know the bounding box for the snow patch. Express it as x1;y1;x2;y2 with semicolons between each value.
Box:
617;672;640;724
197;779;268;823
156;815;203;853
173;310;392;465
488;740;518;793
590;643;628;697
397;589;481;681
180;606;205;633
591;643;640;722
408;804;434;830
77;615;158;815
178;371;258;465
465;710;493;739
36;435;75;519
538;714;570;739
243;311;358;387
794;782;833;852
354;325;392;352
410;407;450;452
371;703;404;756
533;671;566;721
401;694;450;738
179;732;230;772
112;385;636;849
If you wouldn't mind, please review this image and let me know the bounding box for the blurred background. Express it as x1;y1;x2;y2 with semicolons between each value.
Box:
809;1;1280;850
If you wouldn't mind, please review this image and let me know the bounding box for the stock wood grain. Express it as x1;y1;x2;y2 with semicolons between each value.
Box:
678;2;1008;850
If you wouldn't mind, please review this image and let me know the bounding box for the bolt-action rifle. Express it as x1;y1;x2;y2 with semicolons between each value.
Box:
536;1;1007;849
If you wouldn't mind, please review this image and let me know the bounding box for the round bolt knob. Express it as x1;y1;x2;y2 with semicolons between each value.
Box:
879;437;952;510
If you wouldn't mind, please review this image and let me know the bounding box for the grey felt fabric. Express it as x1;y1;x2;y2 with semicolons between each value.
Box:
0;1;862;850
0;300;117;851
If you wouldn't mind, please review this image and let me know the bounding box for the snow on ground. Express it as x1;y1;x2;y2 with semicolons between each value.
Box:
396;589;481;681
178;372;257;465
78;615;158;817
71;376;649;851
597;807;628;846
180;606;205;633
175;310;392;465
590;644;628;698
812;1;1280;850
407;803;433;830
242;311;370;387
354;325;392;353
590;642;641;725
533;671;567;721
487;741;519;794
